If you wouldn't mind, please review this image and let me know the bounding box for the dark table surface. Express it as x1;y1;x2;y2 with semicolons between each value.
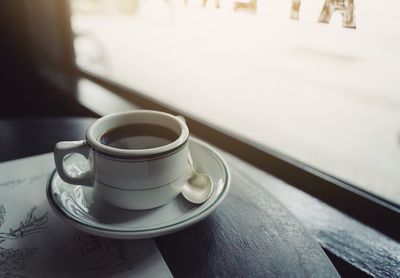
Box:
0;118;339;277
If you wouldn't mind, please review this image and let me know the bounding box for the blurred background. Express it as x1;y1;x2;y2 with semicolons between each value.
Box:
1;0;399;207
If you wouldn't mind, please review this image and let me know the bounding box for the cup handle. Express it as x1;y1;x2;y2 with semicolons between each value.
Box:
54;140;93;187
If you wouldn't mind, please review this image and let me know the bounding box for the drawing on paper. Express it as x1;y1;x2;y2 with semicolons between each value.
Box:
0;203;48;278
74;232;135;271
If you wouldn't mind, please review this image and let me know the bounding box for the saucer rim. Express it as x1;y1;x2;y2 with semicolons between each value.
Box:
46;137;231;239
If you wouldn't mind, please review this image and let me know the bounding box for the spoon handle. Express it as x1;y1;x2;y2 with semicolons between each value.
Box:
187;147;197;175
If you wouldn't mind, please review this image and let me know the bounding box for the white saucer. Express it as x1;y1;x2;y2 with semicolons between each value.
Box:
47;138;230;239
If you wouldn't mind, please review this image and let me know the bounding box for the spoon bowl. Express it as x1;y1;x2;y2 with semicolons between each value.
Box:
182;173;214;204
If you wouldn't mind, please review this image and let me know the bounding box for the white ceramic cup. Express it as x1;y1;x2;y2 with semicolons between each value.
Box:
54;110;189;210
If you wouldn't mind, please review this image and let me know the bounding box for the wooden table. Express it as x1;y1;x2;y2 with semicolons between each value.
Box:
0;118;339;277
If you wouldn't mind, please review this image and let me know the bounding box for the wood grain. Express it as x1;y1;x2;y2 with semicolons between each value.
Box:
225;151;400;277
156;158;339;277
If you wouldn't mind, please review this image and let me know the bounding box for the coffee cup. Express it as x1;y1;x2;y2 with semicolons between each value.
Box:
54;110;189;210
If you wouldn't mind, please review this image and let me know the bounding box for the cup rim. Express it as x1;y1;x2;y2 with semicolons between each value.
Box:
86;110;189;157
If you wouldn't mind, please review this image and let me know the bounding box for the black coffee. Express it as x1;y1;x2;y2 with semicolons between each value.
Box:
98;124;179;150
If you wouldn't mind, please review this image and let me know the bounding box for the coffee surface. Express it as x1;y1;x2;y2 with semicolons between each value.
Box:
98;124;179;150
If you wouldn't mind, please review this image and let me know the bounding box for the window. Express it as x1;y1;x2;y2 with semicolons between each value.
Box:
69;0;400;207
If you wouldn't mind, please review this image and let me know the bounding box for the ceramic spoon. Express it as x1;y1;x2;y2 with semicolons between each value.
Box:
181;149;214;204
176;115;214;204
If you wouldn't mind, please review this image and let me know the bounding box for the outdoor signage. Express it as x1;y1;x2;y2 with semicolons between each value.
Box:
193;0;356;28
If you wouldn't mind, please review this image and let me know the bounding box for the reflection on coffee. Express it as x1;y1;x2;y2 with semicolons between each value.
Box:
98;124;179;150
